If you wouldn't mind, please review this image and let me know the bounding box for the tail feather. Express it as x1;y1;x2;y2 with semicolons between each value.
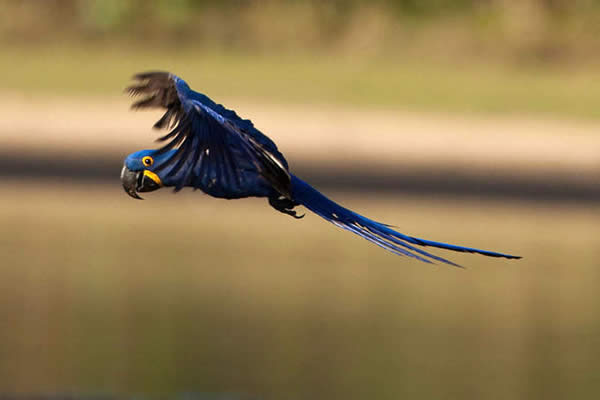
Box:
290;175;521;266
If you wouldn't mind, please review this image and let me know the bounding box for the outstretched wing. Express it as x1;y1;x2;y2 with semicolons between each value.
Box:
126;71;292;198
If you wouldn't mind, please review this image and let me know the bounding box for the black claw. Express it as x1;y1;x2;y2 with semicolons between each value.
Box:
269;196;303;219
282;209;304;219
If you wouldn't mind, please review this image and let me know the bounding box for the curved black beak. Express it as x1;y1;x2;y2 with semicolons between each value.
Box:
121;165;161;200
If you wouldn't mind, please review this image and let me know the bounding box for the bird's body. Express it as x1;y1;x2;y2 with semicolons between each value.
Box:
122;71;520;266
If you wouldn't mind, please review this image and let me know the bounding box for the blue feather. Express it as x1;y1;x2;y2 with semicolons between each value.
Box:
125;71;521;266
290;175;520;266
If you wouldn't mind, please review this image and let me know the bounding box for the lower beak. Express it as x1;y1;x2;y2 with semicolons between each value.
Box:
121;165;161;200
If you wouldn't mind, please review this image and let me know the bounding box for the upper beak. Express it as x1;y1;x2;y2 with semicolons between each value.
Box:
121;165;162;200
121;165;144;199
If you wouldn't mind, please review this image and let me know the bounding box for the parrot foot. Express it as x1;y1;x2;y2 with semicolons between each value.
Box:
269;196;304;219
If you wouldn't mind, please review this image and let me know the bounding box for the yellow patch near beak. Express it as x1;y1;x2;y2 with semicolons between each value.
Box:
143;170;162;186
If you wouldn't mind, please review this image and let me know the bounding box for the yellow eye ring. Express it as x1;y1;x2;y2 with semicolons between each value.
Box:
142;156;154;167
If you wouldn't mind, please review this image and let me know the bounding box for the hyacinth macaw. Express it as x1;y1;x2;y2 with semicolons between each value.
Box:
121;71;520;267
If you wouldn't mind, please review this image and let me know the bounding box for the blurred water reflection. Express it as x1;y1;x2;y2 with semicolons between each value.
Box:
0;184;598;399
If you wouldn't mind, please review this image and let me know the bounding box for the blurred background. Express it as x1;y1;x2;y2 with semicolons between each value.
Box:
1;1;599;399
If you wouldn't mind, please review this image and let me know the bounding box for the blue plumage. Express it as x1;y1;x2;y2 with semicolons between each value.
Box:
122;71;521;266
290;175;519;266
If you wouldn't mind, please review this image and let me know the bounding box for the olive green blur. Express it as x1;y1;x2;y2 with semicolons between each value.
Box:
1;186;599;399
3;0;600;65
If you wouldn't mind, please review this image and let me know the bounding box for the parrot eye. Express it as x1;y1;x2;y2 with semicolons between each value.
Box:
142;156;154;167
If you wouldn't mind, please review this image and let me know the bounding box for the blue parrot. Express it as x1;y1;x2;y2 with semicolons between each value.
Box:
121;72;520;267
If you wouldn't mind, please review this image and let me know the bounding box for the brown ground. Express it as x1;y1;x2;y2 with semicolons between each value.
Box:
2;95;598;182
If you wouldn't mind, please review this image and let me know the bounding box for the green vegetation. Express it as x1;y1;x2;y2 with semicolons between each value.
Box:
3;0;600;65
2;1;599;118
1;184;599;399
2;45;600;119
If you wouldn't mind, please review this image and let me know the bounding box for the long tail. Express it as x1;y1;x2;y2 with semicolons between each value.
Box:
290;175;521;267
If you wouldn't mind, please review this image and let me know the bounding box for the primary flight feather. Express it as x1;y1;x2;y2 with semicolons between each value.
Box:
121;71;521;267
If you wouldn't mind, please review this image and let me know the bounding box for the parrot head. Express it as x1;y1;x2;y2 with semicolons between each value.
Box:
121;149;174;199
